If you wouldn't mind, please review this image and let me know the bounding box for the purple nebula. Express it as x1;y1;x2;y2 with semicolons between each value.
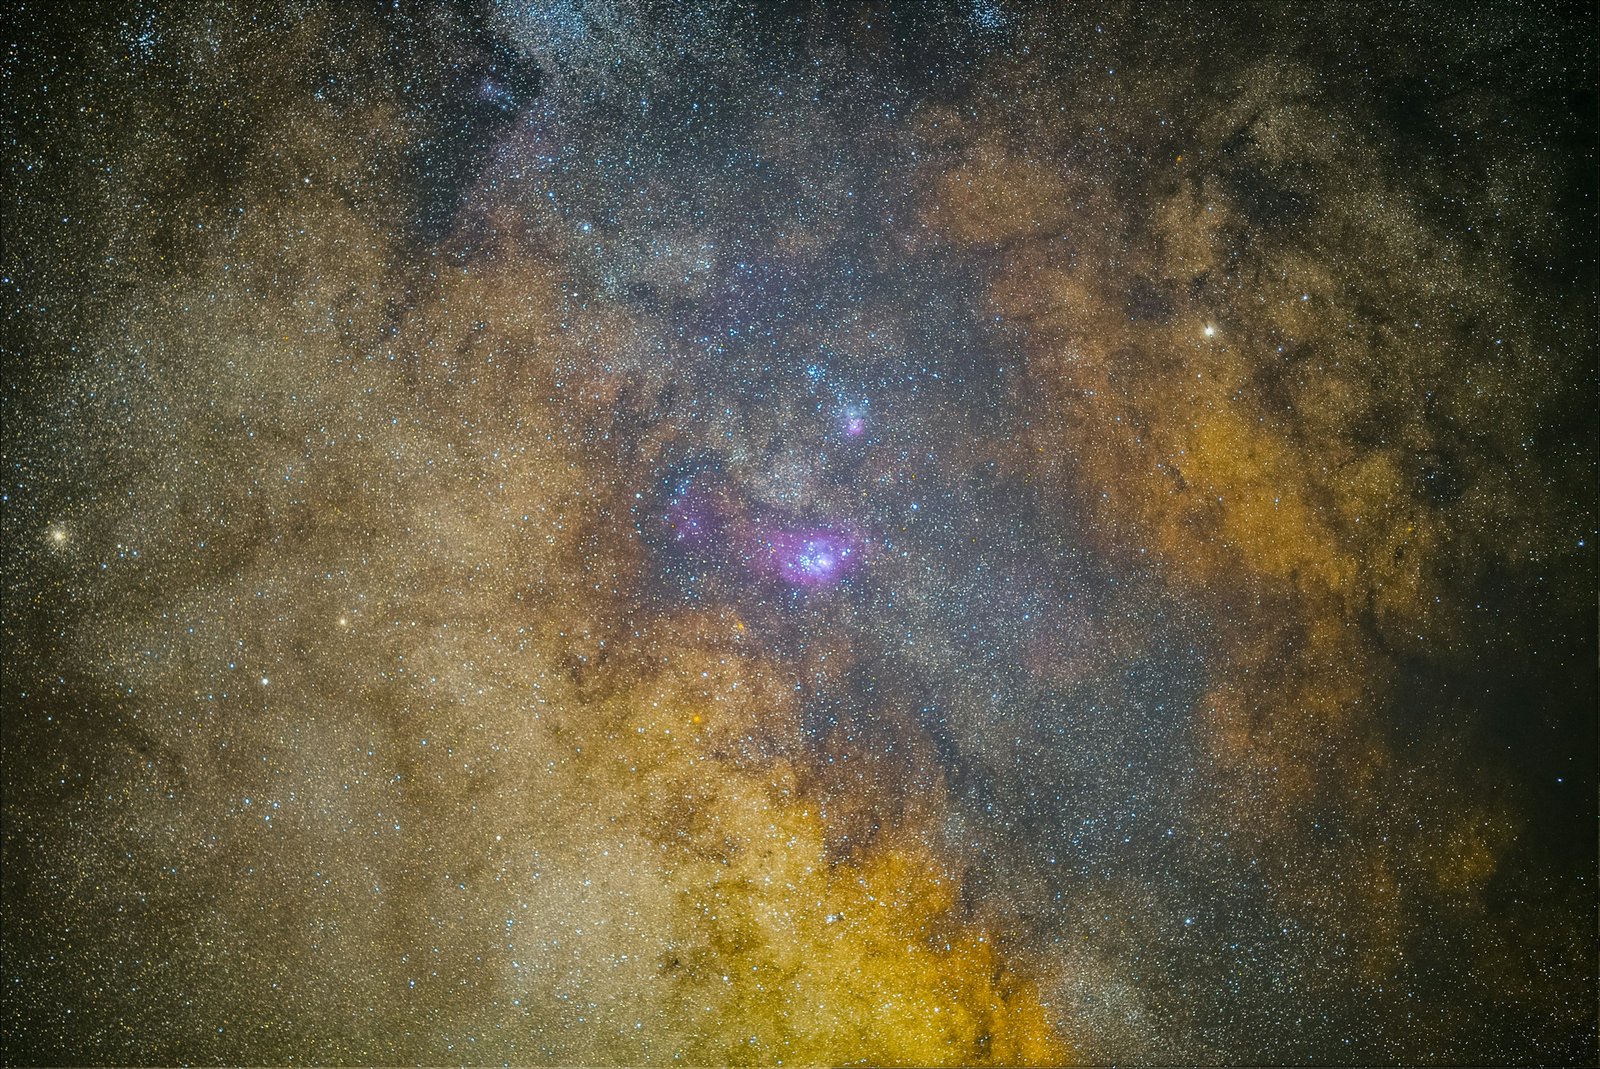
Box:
844;415;866;438
761;527;861;588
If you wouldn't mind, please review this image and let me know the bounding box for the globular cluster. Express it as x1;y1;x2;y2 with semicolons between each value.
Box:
2;2;1595;1065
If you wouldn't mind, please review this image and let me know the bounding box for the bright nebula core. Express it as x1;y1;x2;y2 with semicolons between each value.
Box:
2;2;1595;1066
764;528;859;588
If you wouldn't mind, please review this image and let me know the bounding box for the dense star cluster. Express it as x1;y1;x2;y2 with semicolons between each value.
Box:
2;2;1595;1065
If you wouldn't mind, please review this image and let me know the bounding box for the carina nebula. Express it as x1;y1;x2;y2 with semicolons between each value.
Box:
2;2;1595;1065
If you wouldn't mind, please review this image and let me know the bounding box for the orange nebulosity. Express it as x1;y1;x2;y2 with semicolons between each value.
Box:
925;138;1073;249
916;63;1572;997
6;5;1589;1065
26;94;1074;1057
542;617;1074;1065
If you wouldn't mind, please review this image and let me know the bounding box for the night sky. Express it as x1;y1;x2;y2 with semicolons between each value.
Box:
3;2;1596;1065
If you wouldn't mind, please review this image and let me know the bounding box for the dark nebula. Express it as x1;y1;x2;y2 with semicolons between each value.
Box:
2;2;1595;1065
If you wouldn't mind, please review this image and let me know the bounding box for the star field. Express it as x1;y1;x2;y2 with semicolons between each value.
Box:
2;2;1596;1065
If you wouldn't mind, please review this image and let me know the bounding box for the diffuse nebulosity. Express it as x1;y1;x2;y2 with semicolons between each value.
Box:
2;2;1594;1065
